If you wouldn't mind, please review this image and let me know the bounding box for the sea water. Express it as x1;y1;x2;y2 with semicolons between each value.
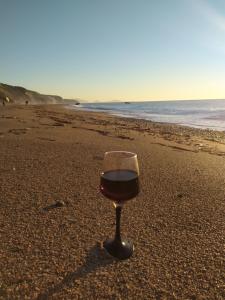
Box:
73;99;225;131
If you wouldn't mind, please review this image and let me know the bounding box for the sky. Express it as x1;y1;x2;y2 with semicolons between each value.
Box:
1;0;225;101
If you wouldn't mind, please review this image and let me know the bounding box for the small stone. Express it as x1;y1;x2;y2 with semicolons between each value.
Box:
177;192;183;198
67;218;76;223
55;200;65;207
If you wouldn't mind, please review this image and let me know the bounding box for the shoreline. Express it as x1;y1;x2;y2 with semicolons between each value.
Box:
68;104;225;157
0;104;224;299
71;103;225;133
70;100;225;132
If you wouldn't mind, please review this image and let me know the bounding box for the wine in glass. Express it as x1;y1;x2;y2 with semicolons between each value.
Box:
100;151;139;260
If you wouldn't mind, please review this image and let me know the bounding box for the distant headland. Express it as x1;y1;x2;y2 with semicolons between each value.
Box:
0;83;80;105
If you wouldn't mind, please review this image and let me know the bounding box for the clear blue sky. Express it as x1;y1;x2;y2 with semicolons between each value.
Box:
1;0;225;101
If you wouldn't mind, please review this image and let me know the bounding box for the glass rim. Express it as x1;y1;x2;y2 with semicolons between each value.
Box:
104;151;137;158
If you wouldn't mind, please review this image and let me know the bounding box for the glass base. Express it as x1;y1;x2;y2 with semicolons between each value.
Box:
103;238;134;260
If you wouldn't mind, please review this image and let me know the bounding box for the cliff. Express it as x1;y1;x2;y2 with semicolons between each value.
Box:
0;83;79;105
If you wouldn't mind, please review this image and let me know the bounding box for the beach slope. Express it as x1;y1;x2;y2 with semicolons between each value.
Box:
0;105;224;299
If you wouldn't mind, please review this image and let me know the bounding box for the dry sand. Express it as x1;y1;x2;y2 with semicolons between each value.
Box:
0;105;224;300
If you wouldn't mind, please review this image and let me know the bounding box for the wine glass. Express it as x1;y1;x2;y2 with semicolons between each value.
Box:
100;151;139;260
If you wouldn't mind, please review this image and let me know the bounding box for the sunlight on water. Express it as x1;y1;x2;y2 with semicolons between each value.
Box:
74;100;225;131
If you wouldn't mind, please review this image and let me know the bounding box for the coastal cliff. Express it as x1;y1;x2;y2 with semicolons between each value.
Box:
0;83;79;105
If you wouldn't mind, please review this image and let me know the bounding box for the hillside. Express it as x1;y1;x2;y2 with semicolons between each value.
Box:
0;83;79;105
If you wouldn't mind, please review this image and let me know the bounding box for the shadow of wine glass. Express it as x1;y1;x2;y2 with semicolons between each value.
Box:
36;243;115;300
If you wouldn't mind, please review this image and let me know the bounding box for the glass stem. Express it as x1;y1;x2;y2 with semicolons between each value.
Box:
115;205;122;244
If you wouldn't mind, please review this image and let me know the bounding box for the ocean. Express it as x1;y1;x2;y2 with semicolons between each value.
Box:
73;99;225;131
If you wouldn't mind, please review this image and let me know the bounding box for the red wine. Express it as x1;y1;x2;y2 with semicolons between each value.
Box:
100;169;139;203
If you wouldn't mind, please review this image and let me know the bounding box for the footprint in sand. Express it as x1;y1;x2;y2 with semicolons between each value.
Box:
93;155;103;161
8;128;28;135
1;116;17;119
53;122;65;127
38;137;56;142
50;117;72;125
116;135;134;140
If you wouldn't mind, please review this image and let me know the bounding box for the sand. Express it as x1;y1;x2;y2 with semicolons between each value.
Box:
0;104;224;300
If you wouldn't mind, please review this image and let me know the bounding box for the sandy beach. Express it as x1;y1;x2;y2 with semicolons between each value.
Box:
0;104;224;299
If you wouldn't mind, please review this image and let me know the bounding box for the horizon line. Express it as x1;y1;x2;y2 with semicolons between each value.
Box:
1;82;225;103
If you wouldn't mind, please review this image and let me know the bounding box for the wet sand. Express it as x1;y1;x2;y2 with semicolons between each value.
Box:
0;105;224;299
